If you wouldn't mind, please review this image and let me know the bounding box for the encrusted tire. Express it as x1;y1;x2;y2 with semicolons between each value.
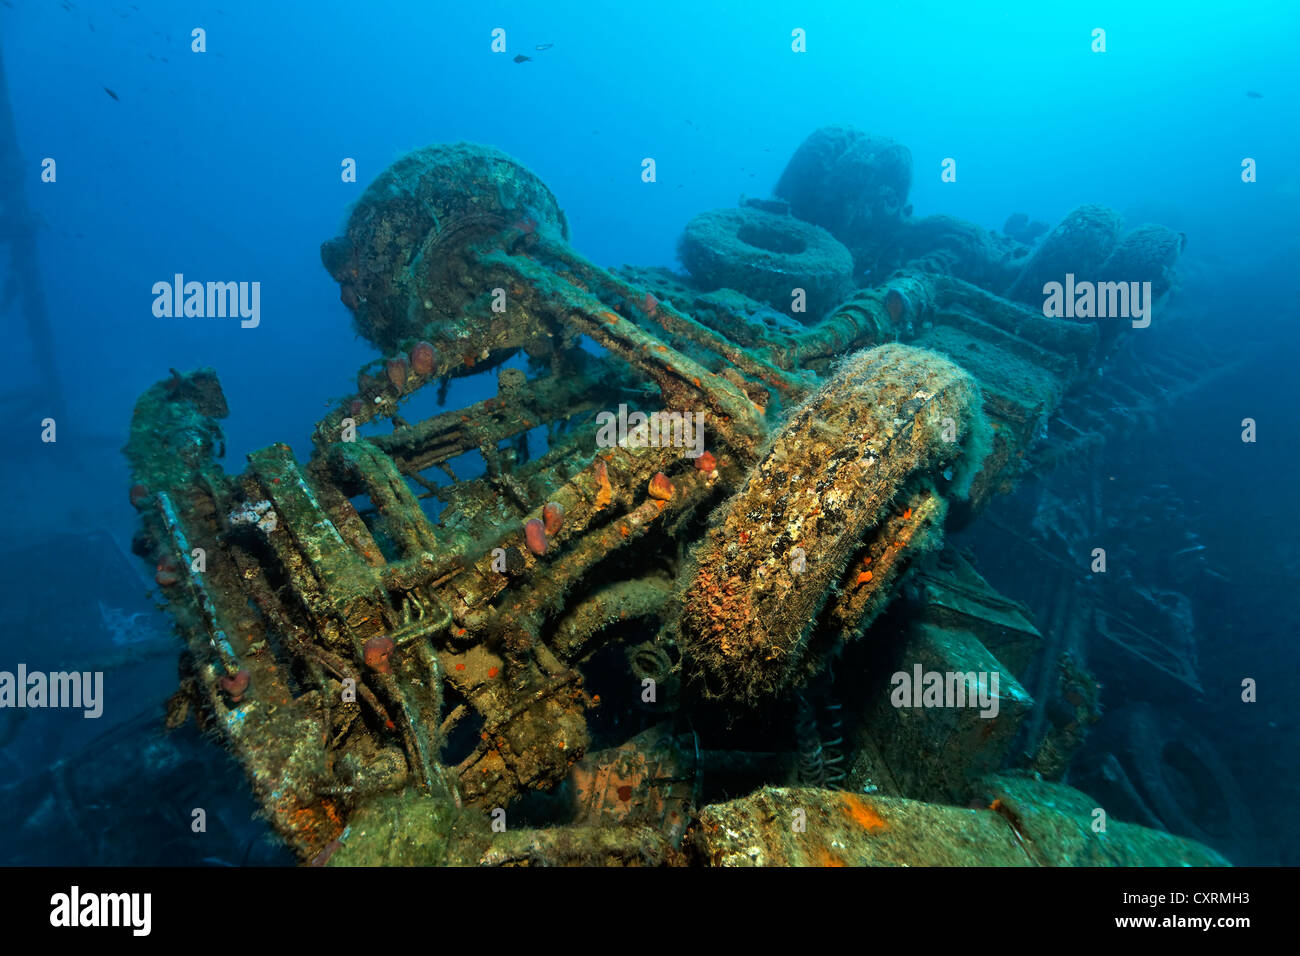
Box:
320;143;569;351
678;207;854;324
676;344;986;704
1099;223;1187;299
1122;704;1255;860
1006;203;1123;304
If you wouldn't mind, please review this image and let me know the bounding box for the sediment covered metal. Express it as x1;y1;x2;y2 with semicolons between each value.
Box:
675;343;985;704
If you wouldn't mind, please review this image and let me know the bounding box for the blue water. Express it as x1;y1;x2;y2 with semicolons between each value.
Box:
0;0;1296;865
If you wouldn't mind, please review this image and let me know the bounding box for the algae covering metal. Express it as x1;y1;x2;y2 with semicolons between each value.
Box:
123;131;1210;866
692;779;1229;867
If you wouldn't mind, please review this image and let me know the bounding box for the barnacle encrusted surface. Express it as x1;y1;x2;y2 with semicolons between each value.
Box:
675;343;983;704
1006;203;1123;304
1098;223;1187;299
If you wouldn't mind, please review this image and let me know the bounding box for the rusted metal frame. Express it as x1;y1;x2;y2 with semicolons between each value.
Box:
481;249;767;459
660;291;805;364
324;440;441;559
385;356;712;547
365;368;611;475
426;424;592;529
935;274;1097;359
463;466;712;636
934;307;1076;377
154;489;335;854
241;446;454;796
447;674;586;806
822;485;947;638
784;290;901;368
244;577;391;760
244;448;377;608
539;236;813;402
444;442;701;629
473;426;533;512
438;702;469;740
303;472;390;572
299;641;394;729
309;321;540;451
372;663;443;796
781;271;946;370
155;491;241;673
452;668;585;775
550;575;675;663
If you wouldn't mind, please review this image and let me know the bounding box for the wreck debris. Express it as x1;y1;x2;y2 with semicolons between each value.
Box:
1005;203;1125;303
1112;703;1256;860
678;206;854;323
690;780;1228;867
124;130;1213;866
775;125;914;274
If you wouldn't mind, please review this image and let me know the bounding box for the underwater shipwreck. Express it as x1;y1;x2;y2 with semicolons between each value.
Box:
123;126;1228;866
